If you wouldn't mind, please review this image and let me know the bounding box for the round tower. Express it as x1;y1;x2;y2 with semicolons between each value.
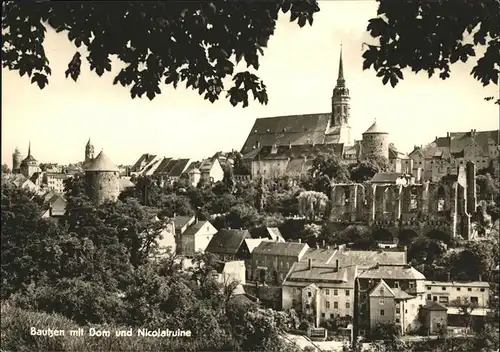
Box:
12;147;21;174
85;150;120;207
361;119;389;159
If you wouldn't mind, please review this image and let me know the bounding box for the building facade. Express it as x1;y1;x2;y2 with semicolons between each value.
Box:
424;280;490;308
84;151;121;207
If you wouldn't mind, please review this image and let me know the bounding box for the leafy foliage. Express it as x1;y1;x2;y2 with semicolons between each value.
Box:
349;155;390;183
364;0;500;96
2;1;319;106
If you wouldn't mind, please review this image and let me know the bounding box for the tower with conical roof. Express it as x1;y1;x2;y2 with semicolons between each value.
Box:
361;119;389;159
84;150;120;206
20;142;40;178
327;45;352;146
85;138;95;162
12;147;21;174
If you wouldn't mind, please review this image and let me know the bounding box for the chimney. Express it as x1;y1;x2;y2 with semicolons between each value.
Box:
298;238;301;243
289;140;292;149
403;246;408;263
336;259;339;272
479;274;482;282
308;258;312;270
322;240;326;247
447;271;451;281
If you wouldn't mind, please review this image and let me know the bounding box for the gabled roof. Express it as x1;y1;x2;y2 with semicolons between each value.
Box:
369;279;395;297
252;241;309;257
250;227;285;242
182;220;215;237
130;153;157;173
86;151;119;172
267;227;285;242
119;178;135;191
240;113;332;154
174;215;195;230
244;238;270;253
205;229;251;255
358;264;425;280
199;158;215;171
168;159;190;177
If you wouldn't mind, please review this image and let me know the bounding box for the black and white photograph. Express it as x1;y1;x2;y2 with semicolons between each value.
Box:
1;1;499;351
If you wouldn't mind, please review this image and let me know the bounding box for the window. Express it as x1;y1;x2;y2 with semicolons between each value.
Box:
439;296;449;304
346;302;350;309
442;287;446;291
394;281;399;288
326;301;330;309
325;289;330;295
468;288;472;292
409;282;414;289
427;294;431;300
321;313;325;318
334;289;338;296
471;297;478;304
334;302;338;309
426;286;431;290
457;287;461;291
396;318;400;323
308;292;312;297
480;288;485;292
379;299;385;305
380;310;385;316
345;289;350;296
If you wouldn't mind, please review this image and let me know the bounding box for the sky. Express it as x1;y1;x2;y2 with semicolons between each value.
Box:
2;1;499;167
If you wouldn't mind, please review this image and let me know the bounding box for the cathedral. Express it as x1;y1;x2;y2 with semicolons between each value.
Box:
240;47;405;180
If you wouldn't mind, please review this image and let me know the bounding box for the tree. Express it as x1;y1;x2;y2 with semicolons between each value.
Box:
297;190;329;222
364;0;500;101
308;153;350;194
450;297;478;331
350;155;391;183
2;1;319;106
223;203;263;230
476;173;500;202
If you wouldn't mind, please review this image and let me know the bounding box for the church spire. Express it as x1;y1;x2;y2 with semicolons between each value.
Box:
27;141;31;156
337;44;345;86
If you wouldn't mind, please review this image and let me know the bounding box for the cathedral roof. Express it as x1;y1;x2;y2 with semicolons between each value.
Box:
85;151;119;172
240;113;332;154
363;120;387;134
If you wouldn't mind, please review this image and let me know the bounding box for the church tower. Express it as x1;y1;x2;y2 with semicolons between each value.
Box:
12;147;21;174
327;45;352;146
85;138;95;161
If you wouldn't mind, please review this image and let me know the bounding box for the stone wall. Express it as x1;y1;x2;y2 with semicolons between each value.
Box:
361;133;389;159
243;284;282;310
85;171;120;207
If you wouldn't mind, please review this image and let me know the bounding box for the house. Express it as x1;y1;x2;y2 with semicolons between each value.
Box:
41;193;66;218
205;229;252;261
250;226;286;242
179;220;218;257
129;154;191;182
424;281;490;316
251;241;309;284
331;246;407;269
174;215;197;236
368;279;417;336
282;259;357;327
243;238;271;279
213;260;246;286
420;301;448;335
44;172;69;193
199;157;225;183
355;264;426;338
300;247;337;265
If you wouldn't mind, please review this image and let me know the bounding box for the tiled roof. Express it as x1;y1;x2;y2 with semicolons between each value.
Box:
371;172;404;183
284;262;357;287
249;227;285;242
86;151;119;172
182;220;211;237
153;157;173;174
267;227;285;242
358;264;425;280
392;287;414;300
240;113;332;154
205;229;251;255
332;249;406;269
253;241;309;257
300;248;337;264
168;159;190;177
421;301;447;311
252;143;344;161
424;280;490;288
369;279;395;297
199;158;215;171
130;154;157;173
174;215;195;230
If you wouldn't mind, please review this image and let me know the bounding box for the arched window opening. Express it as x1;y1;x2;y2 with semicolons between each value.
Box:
437;186;445;211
